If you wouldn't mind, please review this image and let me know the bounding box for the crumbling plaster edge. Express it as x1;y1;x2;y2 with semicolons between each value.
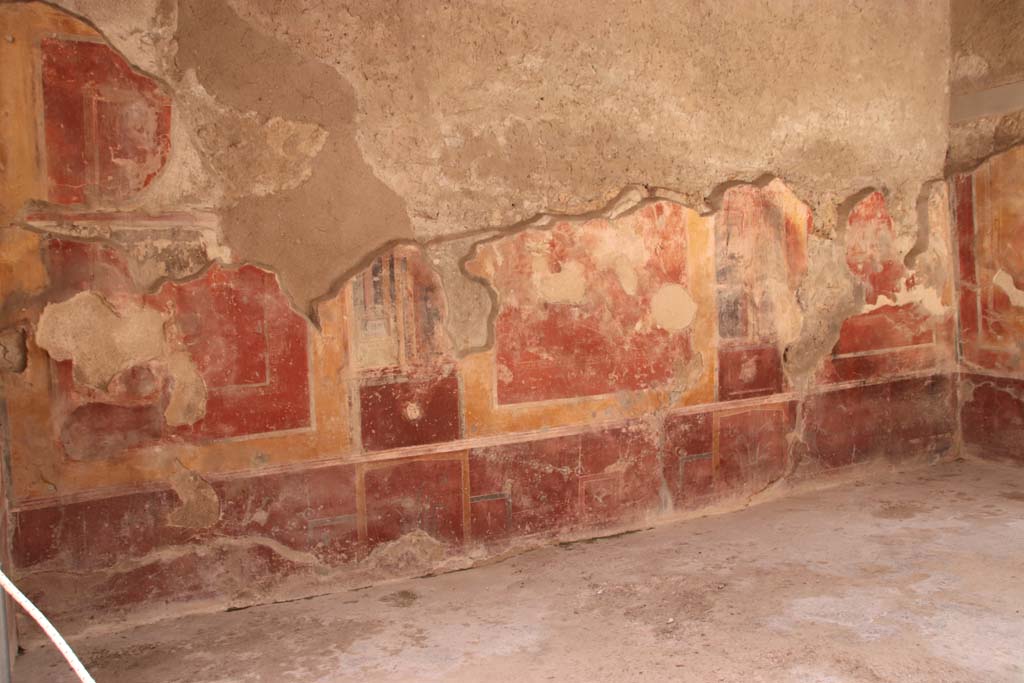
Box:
12;4;954;348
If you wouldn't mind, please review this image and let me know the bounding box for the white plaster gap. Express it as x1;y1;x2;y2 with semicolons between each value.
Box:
860;286;946;316
650;283;696;331
993;269;1024;308
531;257;586;304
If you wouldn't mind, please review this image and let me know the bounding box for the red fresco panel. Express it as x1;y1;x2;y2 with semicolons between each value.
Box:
168;276;269;387
10;506;63;569
363;458;465;546
579;425;661;524
886;375;956;446
94;543;304;611
94;551;211;610
970;347;1021;374
480;201;697;404
59;402;164;461
215;464;359;563
954;174;977;286
495;305;683;403
959;288;980;340
846;192;906;303
833;306;934;355
359;371;461;451
469;435;580;539
578;474;624;525
827;346;940;384
46;249;311;445
13;463;362;615
468;426;659;537
823;191;942;382
41;38;171;205
469;495;512;543
986;286;1023;345
803;382;880;469
45;238;136;299
716;405;793;493
663;412;715;505
803;376;954;470
961;375;1024;461
148;265;312;440
717;344;784;401
12;488;187;571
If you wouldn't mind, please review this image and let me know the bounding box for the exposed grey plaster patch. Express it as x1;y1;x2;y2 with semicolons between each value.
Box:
650;284;696;332
904;181;954;318
947;110;1024;173
951;0;1024;95
175;0;414;319
52;0;177;75
784;235;863;388
168;459;221;528
179;73;329;201
37;291;166;389
364;530;448;575
163;351;206;426
35;291;208;426
904;181;939;270
425;233;499;357
0;327;27;373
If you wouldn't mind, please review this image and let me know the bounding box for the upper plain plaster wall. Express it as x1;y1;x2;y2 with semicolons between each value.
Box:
948;0;1024;171
951;0;1024;95
43;0;952;315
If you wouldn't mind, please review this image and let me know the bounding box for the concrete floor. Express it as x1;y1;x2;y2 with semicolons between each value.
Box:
14;457;1024;682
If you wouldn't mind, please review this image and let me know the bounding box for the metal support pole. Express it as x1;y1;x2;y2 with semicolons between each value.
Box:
0;395;14;683
0;589;11;683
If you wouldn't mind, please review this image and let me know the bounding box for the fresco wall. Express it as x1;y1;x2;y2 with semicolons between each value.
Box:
955;146;1024;460
0;4;960;625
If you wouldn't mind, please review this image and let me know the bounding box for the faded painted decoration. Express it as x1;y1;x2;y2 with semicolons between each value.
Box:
956;146;1024;460
467;201;710;404
818;190;955;384
0;1;967;627
41;36;172;206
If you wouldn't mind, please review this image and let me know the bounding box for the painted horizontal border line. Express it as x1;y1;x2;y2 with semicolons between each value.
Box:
11;368;954;512
833;342;936;360
958;366;1024;382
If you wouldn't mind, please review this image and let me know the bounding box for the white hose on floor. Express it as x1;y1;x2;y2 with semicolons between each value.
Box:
0;569;95;683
